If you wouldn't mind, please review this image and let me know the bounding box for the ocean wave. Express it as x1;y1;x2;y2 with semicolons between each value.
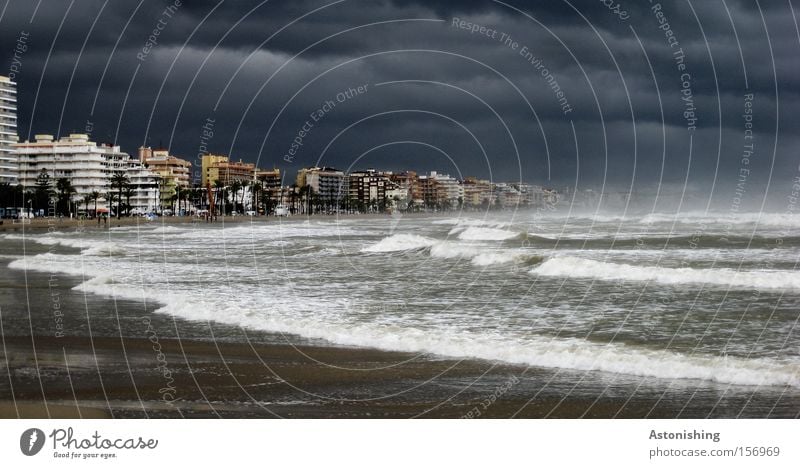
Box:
9;235;126;256
81;244;128;256
291;247;344;257
531;256;800;290
456;226;521;241
98;279;800;387
429;243;538;266
639;212;800;228
429;242;480;259
433;217;508;228
233;318;796;387
9;253;98;277
471;251;542;267
367;236;539;267
10;250;799;388
361;234;438;252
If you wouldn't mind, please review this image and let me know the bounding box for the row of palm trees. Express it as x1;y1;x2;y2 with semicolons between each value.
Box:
12;169;424;219
13;169;130;218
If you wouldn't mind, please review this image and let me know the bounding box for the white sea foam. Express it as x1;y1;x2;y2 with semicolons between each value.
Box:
456;226;520;241
81;244;127;256
11;235;125;256
429;242;480;259
531;256;800;290
9;217;800;389
639;211;800;228
223;315;799;388
10;249;800;388
471;251;531;266
361;234;438;252
433;217;508;228
428;242;536;266
77;272;800;388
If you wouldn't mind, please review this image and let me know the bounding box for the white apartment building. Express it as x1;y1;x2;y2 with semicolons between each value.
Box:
17;134;164;215
299;167;346;205
428;171;463;207
16;134;132;210
126;162;161;213
0;76;18;185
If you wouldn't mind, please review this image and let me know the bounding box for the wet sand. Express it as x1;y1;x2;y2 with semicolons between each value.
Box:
1;238;797;418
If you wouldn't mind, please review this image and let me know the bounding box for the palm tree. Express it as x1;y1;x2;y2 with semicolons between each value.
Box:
33;169;53;213
230;180;242;214
190;186;196;214
82;195;91;216
260;190;274;215
106;192;115;219
123;185;135;216
90;191;100;218
109;172;129;219
55;178;76;216
213;179;224;216
240;179;250;212
250;180;261;214
288;184;299;214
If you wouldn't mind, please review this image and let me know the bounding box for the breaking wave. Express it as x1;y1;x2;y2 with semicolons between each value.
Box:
455;226;521;241
531;256;800;290
361;234;437;252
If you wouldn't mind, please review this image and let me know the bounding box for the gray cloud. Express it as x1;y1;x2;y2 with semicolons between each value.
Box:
1;0;797;202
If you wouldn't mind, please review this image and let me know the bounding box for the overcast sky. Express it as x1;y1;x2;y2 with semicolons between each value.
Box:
2;0;798;205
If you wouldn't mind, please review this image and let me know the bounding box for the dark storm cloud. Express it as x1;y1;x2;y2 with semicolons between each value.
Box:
1;0;797;199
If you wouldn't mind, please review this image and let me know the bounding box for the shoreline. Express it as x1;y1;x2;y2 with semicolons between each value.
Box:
0;211;469;233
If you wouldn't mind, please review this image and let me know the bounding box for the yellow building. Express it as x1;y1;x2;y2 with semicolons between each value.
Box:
138;146;192;188
200;153;228;186
201;154;255;186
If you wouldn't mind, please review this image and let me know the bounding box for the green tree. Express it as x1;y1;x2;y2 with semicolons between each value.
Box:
230;180;242;214
240;179;250;212
33;169;53;213
251;181;262;214
213;179;224;215
90;191;100;217
109;172;129;219
82;195;91;216
55;178;76;216
123;185;135;216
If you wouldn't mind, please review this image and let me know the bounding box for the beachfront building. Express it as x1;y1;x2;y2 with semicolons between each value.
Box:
385;182;409;212
138;146;191;209
428;171;462;208
200;153;227;186
0;76;18;185
296;166;346;210
418;172;462;210
125;162;161;214
256;168;282;191
389;171;422;208
348;169;389;212
462;177;493;208
138;147;191;188
201;153;255;187
254;168;282;213
495;183;535;208
15;134;130;209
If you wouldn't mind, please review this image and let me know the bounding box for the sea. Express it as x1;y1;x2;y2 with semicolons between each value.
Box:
4;210;800;414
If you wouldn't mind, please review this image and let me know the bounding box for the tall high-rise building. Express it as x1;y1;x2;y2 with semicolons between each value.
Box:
0;76;18;185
